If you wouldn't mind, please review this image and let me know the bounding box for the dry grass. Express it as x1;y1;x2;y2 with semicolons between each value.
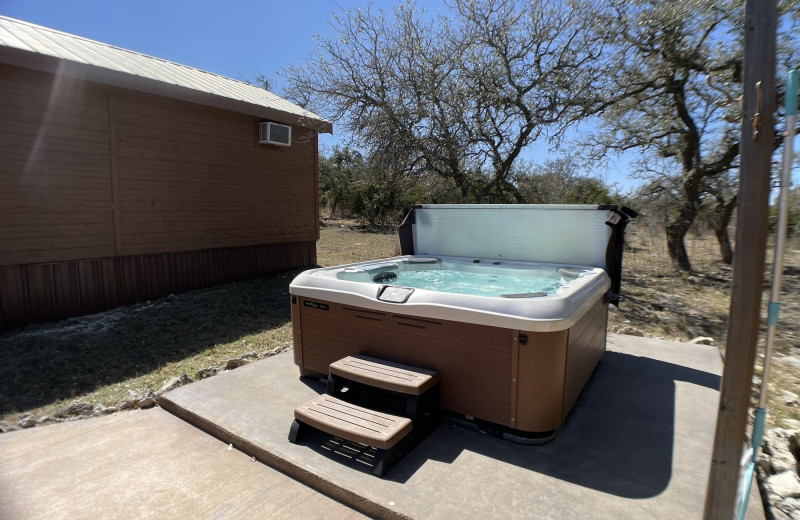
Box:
1;216;798;431
318;217;401;266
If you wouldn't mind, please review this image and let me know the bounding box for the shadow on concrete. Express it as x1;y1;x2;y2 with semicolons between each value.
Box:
386;351;720;498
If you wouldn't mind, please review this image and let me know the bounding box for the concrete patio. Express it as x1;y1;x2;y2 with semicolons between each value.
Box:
0;405;365;519
155;333;764;519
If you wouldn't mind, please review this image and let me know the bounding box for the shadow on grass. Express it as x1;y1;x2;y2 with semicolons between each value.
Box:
0;269;303;415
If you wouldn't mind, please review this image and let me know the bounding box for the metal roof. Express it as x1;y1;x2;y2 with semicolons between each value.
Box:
0;16;331;133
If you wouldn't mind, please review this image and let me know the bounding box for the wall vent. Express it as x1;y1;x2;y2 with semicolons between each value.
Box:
259;122;291;146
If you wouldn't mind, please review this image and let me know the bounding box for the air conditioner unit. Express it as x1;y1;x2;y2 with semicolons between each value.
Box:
259;122;291;146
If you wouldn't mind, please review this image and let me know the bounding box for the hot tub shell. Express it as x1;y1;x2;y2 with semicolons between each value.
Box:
290;204;635;435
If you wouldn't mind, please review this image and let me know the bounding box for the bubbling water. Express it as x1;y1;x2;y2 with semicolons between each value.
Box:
389;270;561;298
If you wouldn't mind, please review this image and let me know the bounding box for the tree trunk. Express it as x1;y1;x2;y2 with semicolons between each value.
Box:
714;226;734;265
666;221;693;271
712;195;737;265
665;199;699;271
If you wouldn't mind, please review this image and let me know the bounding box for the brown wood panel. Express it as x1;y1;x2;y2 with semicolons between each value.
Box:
440;381;511;426
0;246;115;267
115;144;305;169
113;92;255;132
116;133;266;157
110;88;316;257
0;212;106;227
0;266;28;330
300;315;512;378
0;234;116;253
299;300;511;352
0;88;108;114
0;159;110;177
0;240;316;331
301;303;390;328
115;111;254;143
0;222;115;240
0;146;111;171
301;351;336;375
120;228;315;249
562;300;608;418
300;331;511;400
1;186;115;202
108;92;122;256
0;61;318;275
121;227;266;245
116;126;258;153
113;91;319;147
567;299;606;348
119;211;266;225
117;168;267;187
114;217;268;234
291;296;304;367
0;121;109;143
118;225;316;255
390;313;510;353
0;65;108;104
514;330;569;432
0;132;108;153
117;184;269;203
301;333;512;425
0;106;109;134
0;65;113;267
0;175;113;190
2;200;113;214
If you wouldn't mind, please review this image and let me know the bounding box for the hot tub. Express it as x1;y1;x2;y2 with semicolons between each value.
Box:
290;204;635;438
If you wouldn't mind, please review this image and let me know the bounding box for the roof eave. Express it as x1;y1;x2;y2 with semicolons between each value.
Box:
0;46;333;134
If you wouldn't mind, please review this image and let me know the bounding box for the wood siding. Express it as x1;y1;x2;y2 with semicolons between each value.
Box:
0;63;319;330
0;66;115;266
112;90;318;256
0;240;316;330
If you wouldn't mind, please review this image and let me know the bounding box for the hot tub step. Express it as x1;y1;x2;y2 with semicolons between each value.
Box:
292;394;412;450
289;395;414;476
329;354;440;395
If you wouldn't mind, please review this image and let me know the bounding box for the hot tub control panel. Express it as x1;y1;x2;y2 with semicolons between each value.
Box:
377;285;415;303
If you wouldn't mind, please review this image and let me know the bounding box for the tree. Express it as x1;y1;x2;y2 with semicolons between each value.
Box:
237;71;272;91
582;1;744;270
515;156;615;204
318;146;365;217
584;0;798;270
284;0;604;202
319;146;424;226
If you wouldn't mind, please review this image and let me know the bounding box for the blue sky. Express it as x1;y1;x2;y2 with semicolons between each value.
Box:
0;0;645;192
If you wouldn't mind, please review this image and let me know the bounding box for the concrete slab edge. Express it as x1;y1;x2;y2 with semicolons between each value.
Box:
158;394;410;520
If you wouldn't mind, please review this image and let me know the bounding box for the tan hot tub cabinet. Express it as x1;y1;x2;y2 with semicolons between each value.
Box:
290;204;637;442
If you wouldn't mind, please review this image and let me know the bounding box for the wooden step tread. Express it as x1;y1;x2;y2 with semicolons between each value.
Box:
294;395;412;450
329;355;440;395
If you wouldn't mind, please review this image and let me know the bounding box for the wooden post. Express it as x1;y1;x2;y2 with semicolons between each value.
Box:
703;1;777;518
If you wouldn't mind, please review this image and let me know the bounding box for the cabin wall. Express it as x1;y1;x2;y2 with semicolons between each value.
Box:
0;63;319;330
